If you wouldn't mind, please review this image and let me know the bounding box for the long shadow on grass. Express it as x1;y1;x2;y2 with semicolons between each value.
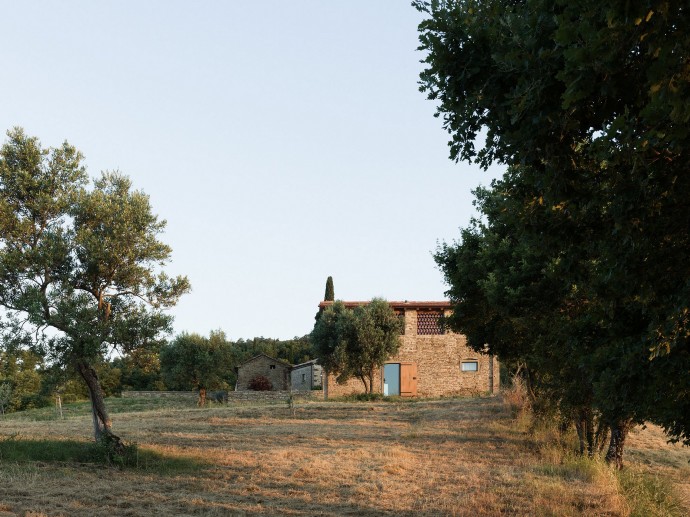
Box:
0;435;204;474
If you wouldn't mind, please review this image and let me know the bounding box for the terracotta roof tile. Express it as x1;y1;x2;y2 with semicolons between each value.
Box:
317;300;452;310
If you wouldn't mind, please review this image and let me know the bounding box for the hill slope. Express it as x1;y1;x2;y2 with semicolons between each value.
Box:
0;396;687;516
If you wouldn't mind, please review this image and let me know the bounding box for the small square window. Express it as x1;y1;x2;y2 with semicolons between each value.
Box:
461;361;478;372
269;365;276;370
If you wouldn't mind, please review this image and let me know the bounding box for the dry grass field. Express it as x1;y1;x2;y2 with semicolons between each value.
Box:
0;395;688;516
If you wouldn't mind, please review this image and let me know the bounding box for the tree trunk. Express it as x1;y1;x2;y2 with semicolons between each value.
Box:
605;420;631;469
575;413;586;456
198;387;207;407
594;418;609;454
358;374;369;394
75;360;124;454
585;412;595;457
583;408;594;457
574;408;595;457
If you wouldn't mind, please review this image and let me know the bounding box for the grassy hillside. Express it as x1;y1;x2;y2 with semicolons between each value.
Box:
0;396;687;516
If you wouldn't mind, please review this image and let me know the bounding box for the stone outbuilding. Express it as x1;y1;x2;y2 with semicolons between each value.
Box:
235;353;291;391
290;359;323;391
319;301;499;399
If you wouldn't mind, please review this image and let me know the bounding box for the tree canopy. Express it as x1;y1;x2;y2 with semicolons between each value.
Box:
311;299;402;393
0;128;190;448
417;0;690;466
160;330;232;406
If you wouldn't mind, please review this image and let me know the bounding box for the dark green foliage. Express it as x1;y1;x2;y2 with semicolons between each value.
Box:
0;349;47;412
418;0;690;453
0;383;11;414
160;331;232;393
112;349;165;391
310;301;352;377
229;335;312;367
311;299;403;393
338;392;386;402
324;276;334;301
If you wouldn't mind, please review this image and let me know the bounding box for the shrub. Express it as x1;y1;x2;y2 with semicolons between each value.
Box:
337;392;386;402
503;374;531;417
248;375;273;391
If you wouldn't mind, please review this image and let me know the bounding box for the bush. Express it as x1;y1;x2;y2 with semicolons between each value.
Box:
502;374;531;417
337;392;386;402
248;375;273;391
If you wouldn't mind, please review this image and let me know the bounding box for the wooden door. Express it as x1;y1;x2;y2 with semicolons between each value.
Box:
400;362;417;397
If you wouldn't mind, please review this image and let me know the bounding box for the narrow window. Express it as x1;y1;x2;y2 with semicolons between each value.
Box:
302;373;306;383
461;361;478;372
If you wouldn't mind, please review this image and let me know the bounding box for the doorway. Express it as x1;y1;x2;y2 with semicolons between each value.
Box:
383;363;400;396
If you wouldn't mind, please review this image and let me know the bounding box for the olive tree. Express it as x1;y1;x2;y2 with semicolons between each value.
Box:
160;330;232;406
0;128;190;451
312;298;402;394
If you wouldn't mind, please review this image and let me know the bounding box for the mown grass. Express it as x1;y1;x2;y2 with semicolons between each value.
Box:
0;434;203;474
1;394;199;422
0;395;687;516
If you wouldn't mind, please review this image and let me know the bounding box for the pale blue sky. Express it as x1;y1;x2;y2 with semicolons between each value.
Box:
1;1;502;340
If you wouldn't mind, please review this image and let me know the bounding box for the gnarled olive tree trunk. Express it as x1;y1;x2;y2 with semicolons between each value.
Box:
75;360;124;454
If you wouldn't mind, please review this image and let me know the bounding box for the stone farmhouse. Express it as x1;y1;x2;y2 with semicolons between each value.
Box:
319;301;499;399
235;354;323;393
235;353;291;391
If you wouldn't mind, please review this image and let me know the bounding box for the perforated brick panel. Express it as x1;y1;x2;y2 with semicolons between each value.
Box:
417;311;443;335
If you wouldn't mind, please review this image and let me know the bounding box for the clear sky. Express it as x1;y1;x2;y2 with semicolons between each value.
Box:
1;1;502;340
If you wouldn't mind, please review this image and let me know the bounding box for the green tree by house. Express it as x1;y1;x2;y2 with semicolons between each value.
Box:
312;299;402;394
0;128;190;451
0;383;11;415
160;330;232;406
112;348;166;391
0;349;45;412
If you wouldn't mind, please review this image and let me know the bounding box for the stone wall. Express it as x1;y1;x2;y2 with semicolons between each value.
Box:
235;355;291;391
226;390;323;403
325;308;500;399
121;390;324;403
122;391;197;399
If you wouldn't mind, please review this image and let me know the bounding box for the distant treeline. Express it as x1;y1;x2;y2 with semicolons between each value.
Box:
0;335;312;413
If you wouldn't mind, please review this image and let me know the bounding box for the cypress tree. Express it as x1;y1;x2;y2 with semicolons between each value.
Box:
324;276;334;301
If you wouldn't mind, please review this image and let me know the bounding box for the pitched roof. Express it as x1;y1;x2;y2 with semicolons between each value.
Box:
291;359;319;369
236;353;293;368
318;300;451;311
